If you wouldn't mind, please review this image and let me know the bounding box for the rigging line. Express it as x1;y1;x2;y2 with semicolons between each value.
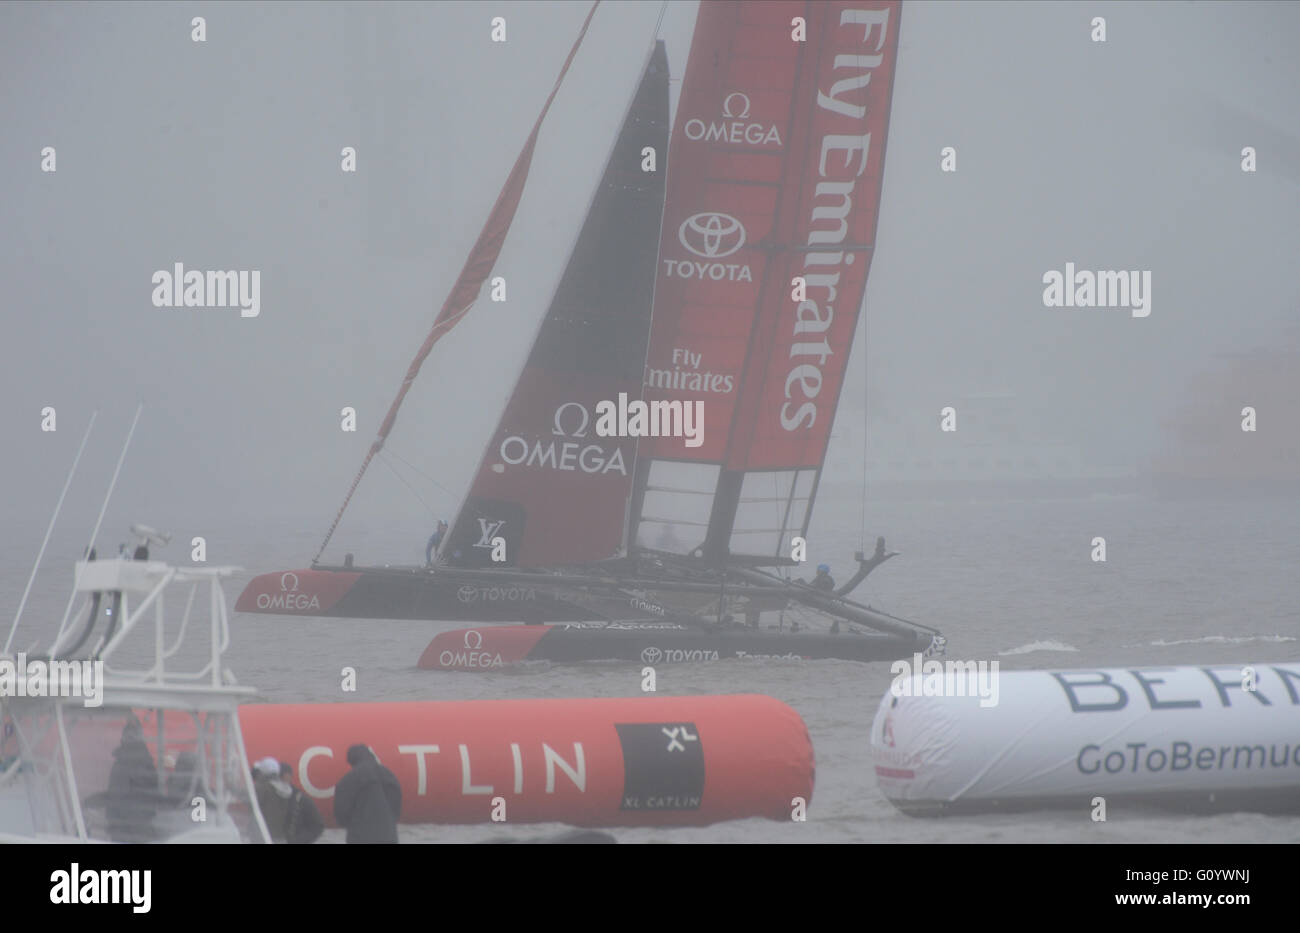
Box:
86;404;142;565
312;0;602;564
383;446;459;503
651;0;669;41
376;452;440;519
772;471;781;561
859;295;869;554
6;411;98;653
51;404;142;659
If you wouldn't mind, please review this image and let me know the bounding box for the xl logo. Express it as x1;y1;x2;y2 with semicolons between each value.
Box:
473;518;505;548
662;724;699;753
678;212;746;259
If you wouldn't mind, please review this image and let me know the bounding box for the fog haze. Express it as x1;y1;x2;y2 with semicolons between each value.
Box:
2;0;1297;561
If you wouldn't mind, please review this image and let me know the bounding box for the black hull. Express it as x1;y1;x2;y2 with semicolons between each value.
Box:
239;558;946;666
534;626;925;664
419;622;931;669
331;568;614;623
235;565;609;622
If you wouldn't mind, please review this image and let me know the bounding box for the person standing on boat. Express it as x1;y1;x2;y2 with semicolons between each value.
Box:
252;757;293;842
167;750;208;807
334;744;402;844
425;520;449;567
811;564;836;591
106;714;159;843
280;761;324;844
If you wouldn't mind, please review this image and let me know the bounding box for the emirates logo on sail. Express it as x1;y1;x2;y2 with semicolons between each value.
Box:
663;212;752;283
645;347;736;396
683;92;783;148
781;7;892;433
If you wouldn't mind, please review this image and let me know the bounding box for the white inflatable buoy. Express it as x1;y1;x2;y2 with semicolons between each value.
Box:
871;662;1300;815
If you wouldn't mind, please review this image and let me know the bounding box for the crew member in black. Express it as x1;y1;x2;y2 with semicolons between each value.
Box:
812;564;835;591
281;761;324;844
106;715;159;842
425;520;448;567
167;750;207;806
333;744;402;844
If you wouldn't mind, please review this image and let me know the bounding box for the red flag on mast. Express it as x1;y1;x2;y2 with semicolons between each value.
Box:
315;2;602;563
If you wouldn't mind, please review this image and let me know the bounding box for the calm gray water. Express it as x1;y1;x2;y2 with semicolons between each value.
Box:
6;489;1299;843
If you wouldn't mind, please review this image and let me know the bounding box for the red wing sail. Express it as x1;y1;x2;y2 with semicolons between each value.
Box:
632;1;807;557
632;1;902;562
443;43;671;568
726;2;899;473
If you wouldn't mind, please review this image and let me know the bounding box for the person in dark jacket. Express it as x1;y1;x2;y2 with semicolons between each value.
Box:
166;750;208;806
425;520;448;567
811;564;835;591
281;761;324;844
106;715;159;842
333;744;401;844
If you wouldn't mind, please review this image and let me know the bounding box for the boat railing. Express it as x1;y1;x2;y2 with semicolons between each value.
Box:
1;556;272;843
67;559;240;688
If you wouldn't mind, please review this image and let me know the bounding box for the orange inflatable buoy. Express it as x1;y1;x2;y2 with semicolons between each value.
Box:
240;694;813;827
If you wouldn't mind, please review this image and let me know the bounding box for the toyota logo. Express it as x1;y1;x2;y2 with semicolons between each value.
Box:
641;647;662;664
464;630;483;649
678;212;746;259
280;572;299;592
457;585;479;603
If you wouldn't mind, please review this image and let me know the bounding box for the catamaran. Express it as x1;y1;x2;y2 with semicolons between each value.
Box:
236;0;944;665
1;418;817;836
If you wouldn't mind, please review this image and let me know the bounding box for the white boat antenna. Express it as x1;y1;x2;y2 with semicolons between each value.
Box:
85;404;143;558
4;411;98;653
48;404;143;653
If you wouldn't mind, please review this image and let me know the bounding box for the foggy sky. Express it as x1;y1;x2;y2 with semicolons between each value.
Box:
2;1;1297;558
